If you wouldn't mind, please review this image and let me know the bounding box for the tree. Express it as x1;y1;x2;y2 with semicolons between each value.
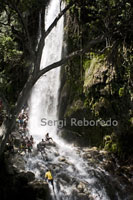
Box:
0;0;105;155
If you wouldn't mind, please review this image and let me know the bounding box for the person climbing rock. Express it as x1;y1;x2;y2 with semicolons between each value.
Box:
37;139;46;153
25;136;29;144
27;140;33;153
45;133;53;142
30;135;34;144
45;169;54;189
41;139;46;146
37;142;41;152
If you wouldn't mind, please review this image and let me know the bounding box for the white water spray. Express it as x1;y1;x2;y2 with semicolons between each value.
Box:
28;0;64;144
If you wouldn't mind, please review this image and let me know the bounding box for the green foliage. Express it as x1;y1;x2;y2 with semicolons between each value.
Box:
65;0;133;159
0;14;28;105
68;0;132;50
104;134;118;153
0;0;50;107
0;36;22;63
83;53;105;70
118;87;124;97
111;143;117;153
83;59;90;70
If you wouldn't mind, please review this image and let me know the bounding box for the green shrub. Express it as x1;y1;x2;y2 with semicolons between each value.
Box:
119;87;124;97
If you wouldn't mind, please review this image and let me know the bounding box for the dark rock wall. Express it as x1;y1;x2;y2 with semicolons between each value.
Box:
58;2;133;158
0;156;51;200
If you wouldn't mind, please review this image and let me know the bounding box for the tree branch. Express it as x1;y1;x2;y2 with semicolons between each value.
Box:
43;0;75;42
35;0;76;73
37;37;105;80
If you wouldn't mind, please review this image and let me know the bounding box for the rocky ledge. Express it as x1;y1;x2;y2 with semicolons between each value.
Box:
0;155;51;200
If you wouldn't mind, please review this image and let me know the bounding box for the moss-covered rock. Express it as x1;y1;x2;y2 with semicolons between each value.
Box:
59;0;133;159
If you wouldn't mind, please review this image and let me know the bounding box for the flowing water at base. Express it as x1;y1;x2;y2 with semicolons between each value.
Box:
27;0;126;199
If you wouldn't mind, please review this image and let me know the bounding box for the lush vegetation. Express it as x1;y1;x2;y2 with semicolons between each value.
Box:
0;0;50;105
62;0;133;159
0;0;51;125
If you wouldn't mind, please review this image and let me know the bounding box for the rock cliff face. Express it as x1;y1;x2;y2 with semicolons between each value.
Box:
0;156;51;200
59;55;133;154
58;3;133;158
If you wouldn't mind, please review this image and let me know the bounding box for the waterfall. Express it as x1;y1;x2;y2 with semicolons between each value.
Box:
28;0;64;144
26;0;124;199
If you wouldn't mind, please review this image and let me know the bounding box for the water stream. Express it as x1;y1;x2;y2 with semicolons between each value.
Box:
27;0;126;199
28;0;63;144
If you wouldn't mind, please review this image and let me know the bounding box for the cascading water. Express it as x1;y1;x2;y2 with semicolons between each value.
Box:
28;0;64;144
27;0;126;200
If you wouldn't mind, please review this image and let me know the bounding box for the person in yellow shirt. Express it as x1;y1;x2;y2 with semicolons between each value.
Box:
45;169;54;189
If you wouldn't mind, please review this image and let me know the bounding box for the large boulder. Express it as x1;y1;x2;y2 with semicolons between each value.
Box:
11;154;26;170
17;171;35;182
28;180;51;200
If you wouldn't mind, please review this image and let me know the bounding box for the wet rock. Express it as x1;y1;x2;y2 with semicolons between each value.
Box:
15;172;30;185
88;195;95;200
83;147;99;160
99;150;108;155
58;156;66;162
57;172;72;184
104;161;115;172
87;158;97;164
77;181;86;193
83;153;92;159
95;154;104;162
10;154;26;170
83;148;91;152
36;162;47;172
54;152;59;157
45;141;56;147
76;149;80;154
6;164;16;175
28;180;51;200
72;189;90;200
24;171;35;182
89;147;99;154
29;180;48;187
87;153;92;158
19;151;26;156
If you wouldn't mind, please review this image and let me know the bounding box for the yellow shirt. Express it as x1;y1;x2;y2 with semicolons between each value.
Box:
45;171;53;180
